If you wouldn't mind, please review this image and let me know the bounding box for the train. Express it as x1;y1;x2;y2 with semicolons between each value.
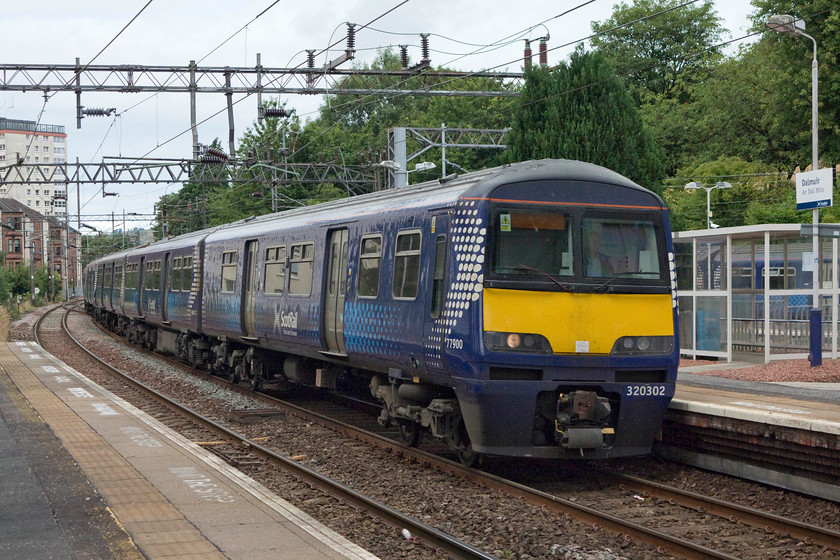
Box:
84;159;680;465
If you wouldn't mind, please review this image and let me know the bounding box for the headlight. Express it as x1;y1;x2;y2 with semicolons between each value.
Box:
484;331;553;353
611;336;674;355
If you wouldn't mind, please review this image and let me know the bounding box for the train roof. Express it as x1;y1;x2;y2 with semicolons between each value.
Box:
203;159;659;242
86;159;661;265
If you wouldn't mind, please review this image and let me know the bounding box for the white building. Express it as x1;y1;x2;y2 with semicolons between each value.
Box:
0;117;68;218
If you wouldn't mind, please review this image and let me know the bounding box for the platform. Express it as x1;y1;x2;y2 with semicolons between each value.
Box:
656;366;840;501
0;341;379;560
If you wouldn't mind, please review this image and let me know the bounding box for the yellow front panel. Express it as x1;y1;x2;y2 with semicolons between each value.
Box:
483;288;674;354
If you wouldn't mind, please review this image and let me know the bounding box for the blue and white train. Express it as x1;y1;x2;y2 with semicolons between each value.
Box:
84;159;679;464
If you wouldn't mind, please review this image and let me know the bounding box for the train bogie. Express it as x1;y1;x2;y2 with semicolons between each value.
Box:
84;159;679;463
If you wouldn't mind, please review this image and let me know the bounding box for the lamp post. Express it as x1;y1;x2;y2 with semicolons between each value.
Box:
684;181;732;230
766;14;822;366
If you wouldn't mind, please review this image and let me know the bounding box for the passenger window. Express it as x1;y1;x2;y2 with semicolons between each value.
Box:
172;258;181;292
152;260;162;290
358;235;382;298
289;243;314;296
393;231;421;299
221;251;237;293
146;262;154;291
264;246;286;294
183;257;193;291
114;265;123;293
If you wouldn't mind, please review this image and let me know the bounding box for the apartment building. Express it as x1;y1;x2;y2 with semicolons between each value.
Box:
0;117;68;218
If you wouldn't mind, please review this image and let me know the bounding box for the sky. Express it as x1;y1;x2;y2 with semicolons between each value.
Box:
0;0;759;233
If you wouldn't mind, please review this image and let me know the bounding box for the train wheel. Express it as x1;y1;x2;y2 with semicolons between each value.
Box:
398;422;422;447
455;422;478;467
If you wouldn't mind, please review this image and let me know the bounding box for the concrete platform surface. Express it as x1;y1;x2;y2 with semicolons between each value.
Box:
0;341;380;560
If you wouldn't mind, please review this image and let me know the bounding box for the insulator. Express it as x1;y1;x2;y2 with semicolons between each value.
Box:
400;45;409;69
264;108;287;118
524;39;532;70
539;38;548;67
201;147;229;163
420;33;430;63
306;50;316;69
82;107;116;117
346;23;356;54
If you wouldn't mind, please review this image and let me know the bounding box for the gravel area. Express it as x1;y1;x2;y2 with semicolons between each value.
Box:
680;358;840;383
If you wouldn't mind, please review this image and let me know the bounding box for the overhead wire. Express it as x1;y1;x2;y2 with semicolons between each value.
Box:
4;0;154;217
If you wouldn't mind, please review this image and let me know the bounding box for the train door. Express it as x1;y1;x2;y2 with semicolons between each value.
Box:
324;229;348;355
162;252;171;322
242;240;258;339
138;256;146;316
423;214;450;377
106;263;114;309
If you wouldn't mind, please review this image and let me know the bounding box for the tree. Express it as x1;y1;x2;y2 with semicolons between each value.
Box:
750;0;840;168
590;0;725;103
505;48;665;191
664;156;787;231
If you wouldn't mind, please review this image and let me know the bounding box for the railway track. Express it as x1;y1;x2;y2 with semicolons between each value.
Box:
36;303;495;560
38;303;840;560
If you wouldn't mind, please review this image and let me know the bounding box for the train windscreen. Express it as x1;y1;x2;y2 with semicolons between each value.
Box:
489;207;667;285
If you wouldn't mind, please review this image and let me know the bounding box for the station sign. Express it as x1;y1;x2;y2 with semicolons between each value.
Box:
796;168;833;210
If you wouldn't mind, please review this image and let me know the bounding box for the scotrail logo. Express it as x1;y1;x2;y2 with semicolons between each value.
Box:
274;305;298;335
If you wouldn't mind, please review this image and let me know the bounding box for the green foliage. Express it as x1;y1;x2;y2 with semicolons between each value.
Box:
590;0;725;102
749;0;840;167
664;157;789;230
506;48;665;191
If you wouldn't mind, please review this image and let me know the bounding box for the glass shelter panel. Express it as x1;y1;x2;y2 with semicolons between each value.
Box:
696;296;727;352
678;296;693;352
695;239;726;290
674;242;693;291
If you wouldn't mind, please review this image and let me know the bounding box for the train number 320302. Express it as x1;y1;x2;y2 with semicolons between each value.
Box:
625;385;667;397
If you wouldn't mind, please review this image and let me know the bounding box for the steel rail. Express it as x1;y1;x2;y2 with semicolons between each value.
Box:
50;306;497;560
603;469;840;551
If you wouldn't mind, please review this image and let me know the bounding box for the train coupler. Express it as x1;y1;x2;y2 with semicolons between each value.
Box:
555;390;613;449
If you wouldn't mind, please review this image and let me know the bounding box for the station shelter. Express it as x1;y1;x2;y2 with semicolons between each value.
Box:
673;223;840;363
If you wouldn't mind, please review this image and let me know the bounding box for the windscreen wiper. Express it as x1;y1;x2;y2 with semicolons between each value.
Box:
515;264;571;291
